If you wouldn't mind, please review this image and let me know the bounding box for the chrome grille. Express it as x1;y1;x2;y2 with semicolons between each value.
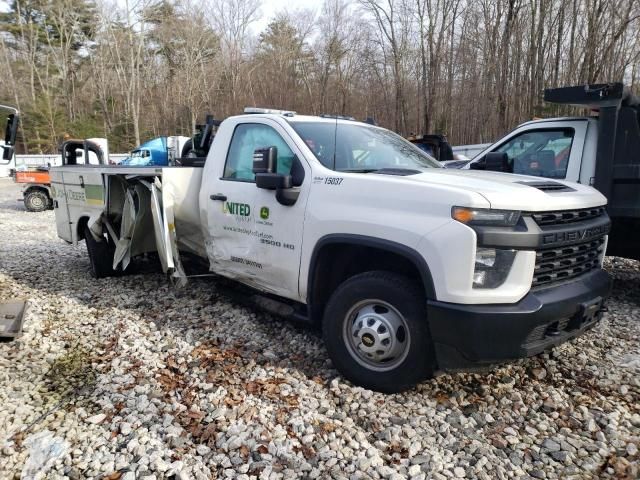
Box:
533;237;606;288
532;206;606;226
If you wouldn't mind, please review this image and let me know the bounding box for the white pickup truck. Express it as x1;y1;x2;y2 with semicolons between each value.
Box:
465;83;640;260
38;109;612;392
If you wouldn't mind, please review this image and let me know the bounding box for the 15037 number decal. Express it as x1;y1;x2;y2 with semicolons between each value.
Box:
324;177;343;185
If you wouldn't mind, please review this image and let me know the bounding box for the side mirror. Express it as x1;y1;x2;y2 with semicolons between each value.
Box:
2;145;14;161
5;113;19;146
256;173;292;190
253;146;278;174
253;146;301;206
484;152;509;172
1;112;19;164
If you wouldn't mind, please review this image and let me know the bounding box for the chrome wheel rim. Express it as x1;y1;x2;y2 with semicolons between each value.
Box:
343;299;410;371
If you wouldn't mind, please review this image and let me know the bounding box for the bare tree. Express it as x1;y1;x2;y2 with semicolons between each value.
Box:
1;0;639;152
210;0;261;113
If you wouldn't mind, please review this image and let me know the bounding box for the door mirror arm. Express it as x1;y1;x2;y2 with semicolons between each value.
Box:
255;172;299;206
469;156;484;170
276;187;300;206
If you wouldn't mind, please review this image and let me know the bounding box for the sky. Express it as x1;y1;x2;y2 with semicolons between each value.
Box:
0;0;323;29
257;0;321;28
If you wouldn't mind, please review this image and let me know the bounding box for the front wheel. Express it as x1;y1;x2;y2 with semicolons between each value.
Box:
322;271;435;393
24;190;50;212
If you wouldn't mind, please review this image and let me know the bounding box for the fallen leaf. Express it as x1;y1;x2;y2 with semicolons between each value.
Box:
103;472;122;480
240;445;250;459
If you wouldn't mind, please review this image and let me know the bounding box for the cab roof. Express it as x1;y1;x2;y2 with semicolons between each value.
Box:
238;107;376;126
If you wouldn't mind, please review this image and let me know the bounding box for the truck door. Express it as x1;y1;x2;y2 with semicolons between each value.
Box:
202;120;310;301
477;121;588;182
50;168;73;242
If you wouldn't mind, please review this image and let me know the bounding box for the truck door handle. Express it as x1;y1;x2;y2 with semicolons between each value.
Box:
79;175;85;188
210;194;227;201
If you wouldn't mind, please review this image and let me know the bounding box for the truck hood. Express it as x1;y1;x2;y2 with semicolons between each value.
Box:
404;169;607;211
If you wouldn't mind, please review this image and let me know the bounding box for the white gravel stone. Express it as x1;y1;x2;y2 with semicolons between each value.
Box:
86;413;107;424
408;464;421;476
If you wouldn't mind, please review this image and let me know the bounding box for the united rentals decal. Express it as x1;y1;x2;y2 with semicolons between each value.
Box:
223;202;251;217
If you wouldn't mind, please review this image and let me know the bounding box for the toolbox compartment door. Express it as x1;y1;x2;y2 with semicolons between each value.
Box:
50;169;72;242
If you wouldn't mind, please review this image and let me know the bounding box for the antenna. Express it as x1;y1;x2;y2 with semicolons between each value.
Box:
332;115;338;171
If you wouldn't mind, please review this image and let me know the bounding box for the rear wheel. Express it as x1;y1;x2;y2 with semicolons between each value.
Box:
322;271;435;393
181;139;194;158
84;226;115;278
24;190;49;212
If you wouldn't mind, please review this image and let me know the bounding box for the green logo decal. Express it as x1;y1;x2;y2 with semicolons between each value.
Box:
260;206;269;220
224;202;251;216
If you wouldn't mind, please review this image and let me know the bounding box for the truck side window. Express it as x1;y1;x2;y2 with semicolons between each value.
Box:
495;129;574;179
224;123;296;181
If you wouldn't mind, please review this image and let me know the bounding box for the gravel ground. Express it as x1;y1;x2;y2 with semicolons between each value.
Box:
0;177;638;480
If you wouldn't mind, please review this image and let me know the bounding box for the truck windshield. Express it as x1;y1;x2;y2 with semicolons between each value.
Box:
289;121;441;172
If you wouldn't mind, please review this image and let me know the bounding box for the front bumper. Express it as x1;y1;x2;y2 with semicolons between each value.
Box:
427;269;612;370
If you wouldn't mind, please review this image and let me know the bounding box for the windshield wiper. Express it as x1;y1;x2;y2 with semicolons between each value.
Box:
339;168;380;173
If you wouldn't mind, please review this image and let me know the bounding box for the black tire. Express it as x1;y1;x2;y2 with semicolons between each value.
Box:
84;226;114;279
181;139;194;158
24;190;49;212
322;271;435;393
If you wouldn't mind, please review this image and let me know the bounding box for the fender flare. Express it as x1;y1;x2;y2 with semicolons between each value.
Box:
23;184;53;198
307;234;437;303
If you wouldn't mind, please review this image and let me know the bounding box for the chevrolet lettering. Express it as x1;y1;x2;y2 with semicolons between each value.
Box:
543;225;610;246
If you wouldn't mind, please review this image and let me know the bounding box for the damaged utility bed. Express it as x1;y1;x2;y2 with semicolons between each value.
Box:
49;165;206;283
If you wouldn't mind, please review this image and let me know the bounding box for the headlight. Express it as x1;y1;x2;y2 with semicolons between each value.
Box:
452;207;520;227
473;248;517;288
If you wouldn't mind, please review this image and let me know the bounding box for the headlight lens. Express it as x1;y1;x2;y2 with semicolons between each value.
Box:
452;207;521;226
473;248;517;288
